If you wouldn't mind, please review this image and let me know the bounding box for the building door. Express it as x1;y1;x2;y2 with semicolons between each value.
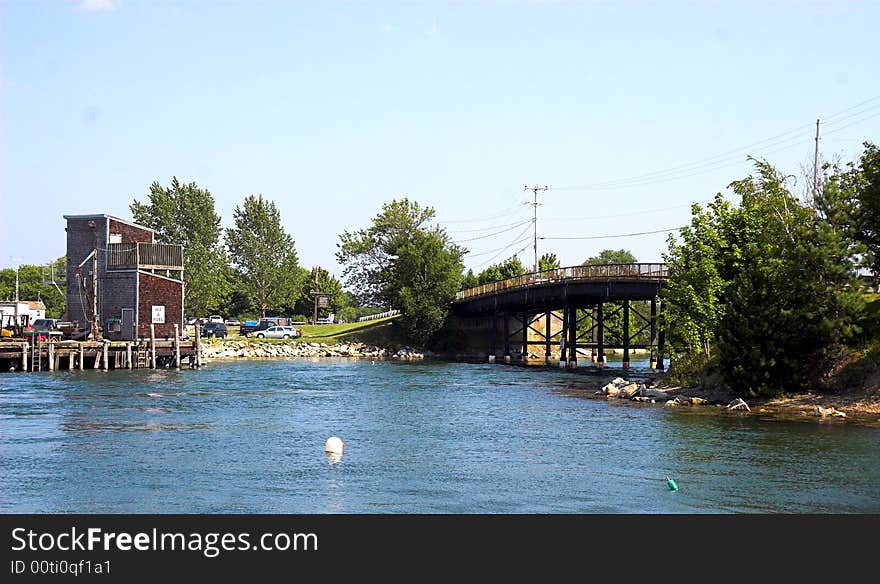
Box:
121;308;135;341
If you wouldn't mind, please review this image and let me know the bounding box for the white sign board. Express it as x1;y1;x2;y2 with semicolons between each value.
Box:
151;305;165;324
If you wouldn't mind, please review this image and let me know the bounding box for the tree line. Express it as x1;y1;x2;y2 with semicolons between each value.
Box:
662;142;880;397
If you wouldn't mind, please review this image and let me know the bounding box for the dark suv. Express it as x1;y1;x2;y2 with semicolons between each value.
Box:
201;322;228;339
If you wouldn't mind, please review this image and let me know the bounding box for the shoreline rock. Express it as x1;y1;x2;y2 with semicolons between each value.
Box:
198;339;426;362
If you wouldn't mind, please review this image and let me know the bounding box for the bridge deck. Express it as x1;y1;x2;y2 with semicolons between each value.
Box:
453;263;667;314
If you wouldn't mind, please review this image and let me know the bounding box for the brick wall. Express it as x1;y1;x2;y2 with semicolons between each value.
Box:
137;272;184;339
65;217;108;326
109;219;154;244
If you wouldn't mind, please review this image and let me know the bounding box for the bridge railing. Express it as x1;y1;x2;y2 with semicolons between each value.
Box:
455;263;668;301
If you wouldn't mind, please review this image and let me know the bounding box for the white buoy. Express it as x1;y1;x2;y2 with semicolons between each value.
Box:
325;436;345;454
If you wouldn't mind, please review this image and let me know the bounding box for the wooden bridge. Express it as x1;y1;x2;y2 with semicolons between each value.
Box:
452;263;668;369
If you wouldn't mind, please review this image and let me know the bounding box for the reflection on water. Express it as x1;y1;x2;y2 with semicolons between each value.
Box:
1;359;878;513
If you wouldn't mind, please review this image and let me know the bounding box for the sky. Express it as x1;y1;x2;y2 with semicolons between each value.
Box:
2;0;879;280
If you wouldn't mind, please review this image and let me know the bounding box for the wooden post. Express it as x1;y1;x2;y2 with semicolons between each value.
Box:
194;324;201;368
568;306;578;368
93;343;100;368
174;324;180;369
126;342;132;369
544;312;552;364
68;347;74;370
597;302;605;369
502;313;510;362
489;310;497;364
623;300;631;369
150;323;157;369
79;343;85;370
21;342;29;372
521;311;528;363
48;342;55;372
657;300;666;371
650;298;658;369
102;341;109;371
559;304;568;368
591;306;598;362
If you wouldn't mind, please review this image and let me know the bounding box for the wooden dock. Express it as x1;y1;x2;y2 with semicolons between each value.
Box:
0;328;202;372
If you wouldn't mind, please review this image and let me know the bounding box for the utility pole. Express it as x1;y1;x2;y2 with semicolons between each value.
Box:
813;118;821;208
524;185;548;272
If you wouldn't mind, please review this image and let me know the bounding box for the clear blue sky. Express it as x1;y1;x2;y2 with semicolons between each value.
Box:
2;0;879;278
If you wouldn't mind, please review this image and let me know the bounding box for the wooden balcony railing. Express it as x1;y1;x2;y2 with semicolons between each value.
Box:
454;263;668;301
107;243;183;270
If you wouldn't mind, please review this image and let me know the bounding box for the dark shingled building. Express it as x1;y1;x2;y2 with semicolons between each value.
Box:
64;214;184;340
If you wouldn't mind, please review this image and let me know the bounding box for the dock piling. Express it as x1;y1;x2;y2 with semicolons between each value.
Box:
174;324;180;369
150;324;157;369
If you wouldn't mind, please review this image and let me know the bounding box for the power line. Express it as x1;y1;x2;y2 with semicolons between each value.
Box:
550;95;880;192
540;227;682;240
453;219;533;243
467;223;534;269
446;216;532;234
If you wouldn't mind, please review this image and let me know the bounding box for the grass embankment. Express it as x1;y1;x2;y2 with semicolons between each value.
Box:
220;315;404;347
296;316;404;346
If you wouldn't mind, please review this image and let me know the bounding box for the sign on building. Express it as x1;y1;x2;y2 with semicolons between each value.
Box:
152;305;165;324
317;295;330;308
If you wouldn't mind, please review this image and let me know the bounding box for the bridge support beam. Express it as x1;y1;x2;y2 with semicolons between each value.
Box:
650;298;657;369
545;311;552;364
489;310;498;363
591;306;598;363
503;311;510;363
657;301;666;370
559;304;568;368
622;300;631;369
567;305;577;368
521;311;528;363
596;302;605;369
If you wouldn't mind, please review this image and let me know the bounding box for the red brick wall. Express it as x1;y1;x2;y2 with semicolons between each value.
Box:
109;219;154;244
138;272;183;338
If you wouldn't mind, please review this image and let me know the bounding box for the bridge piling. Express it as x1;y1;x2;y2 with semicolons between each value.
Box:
596;302;605;368
489;310;497;363
545;311;552;364
503;311;510;363
521;311;529;363
623;300;631;369
567;305;578;368
650;298;657;369
657;301;666;370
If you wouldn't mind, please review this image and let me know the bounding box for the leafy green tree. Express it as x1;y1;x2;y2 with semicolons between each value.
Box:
225;195;301;317
291;266;345;319
460;269;479;290
477;256;526;284
336;198;465;345
662;198;733;357
131;177;231;316
584;249;637;265
538;252;561;271
0;257;67;318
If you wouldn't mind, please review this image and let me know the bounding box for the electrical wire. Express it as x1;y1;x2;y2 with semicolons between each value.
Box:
550;95;880;192
467;223;535;269
453;219;533;243
539;227;682;240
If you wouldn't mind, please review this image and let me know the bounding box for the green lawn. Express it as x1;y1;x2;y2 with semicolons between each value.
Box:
296;316;403;346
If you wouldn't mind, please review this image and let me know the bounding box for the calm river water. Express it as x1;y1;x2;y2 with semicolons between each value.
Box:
1;359;878;513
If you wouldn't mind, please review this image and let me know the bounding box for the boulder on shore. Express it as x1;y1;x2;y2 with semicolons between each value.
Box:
726;398;751;412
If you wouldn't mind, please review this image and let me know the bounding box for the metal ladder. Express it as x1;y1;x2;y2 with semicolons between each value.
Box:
136;349;148;368
31;338;42;371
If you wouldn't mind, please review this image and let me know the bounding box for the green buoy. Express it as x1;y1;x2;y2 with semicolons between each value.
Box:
666;475;679;491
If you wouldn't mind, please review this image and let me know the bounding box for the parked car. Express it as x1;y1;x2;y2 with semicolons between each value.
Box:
252;325;299;339
225;318;241;327
207;314;224;324
241;316;295;336
201;322;228;339
315;317;334;324
32;318;59;332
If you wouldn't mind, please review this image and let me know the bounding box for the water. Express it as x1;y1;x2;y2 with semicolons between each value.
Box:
1;359;878;513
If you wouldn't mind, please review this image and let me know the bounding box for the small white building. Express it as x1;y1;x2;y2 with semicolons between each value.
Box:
0;300;46;328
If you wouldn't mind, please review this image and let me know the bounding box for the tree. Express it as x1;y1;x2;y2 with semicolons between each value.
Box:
584;249;636;265
0;257;67;318
225;195;301;317
664;159;864;397
336;198;465;345
131;177;231;316
460;269;478;290
477;256;526;284
538;252;561;272
291;266;345;320
337;199;435;306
